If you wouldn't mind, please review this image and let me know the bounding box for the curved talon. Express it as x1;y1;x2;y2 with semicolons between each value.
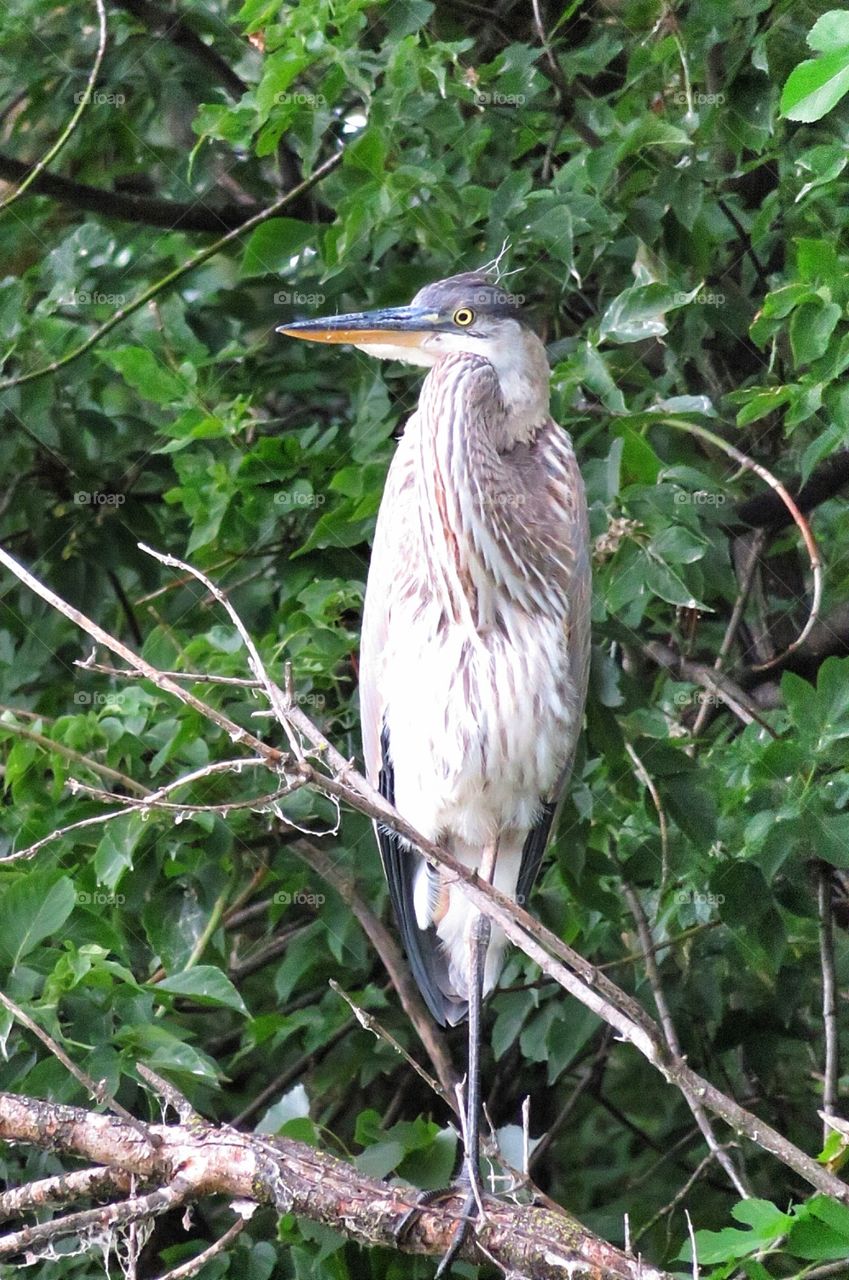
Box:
395;1177;484;1275
394;1185;452;1243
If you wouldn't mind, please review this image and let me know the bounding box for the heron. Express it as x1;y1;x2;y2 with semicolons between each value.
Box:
279;269;590;1270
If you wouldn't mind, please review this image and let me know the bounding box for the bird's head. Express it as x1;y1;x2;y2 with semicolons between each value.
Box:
277;271;531;370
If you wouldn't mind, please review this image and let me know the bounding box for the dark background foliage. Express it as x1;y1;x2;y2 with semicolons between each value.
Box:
1;0;849;1276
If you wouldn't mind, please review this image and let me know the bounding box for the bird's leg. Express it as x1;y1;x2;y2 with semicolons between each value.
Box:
432;842;498;1276
395;842;499;1272
459;905;490;1212
395;909;491;1271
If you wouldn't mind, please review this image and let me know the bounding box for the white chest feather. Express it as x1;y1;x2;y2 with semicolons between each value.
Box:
381;600;575;847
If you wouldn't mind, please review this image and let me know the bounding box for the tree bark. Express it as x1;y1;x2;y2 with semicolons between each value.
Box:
0;1092;670;1280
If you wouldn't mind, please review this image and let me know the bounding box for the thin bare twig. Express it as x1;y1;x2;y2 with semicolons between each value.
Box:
140;543;305;761
82;661;262;688
691;528;766;736
597;921;720;972
136;1064;203;1127
643;639;779;737
1;806;142;864
0;0;107;213
621;884;750;1200
802;1261;849;1280
530;1033;611;1171
684;1208;699;1280
631;1144;740;1246
231;1018;355;1128
152;1218;247;1280
0;546;281;759
70;777;300;816
818;866;839;1143
624;742;670;896
659;418;823;670
0;990;155;1148
330;980;451;1108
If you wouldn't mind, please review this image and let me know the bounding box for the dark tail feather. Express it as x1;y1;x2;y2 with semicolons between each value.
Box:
377;725;465;1027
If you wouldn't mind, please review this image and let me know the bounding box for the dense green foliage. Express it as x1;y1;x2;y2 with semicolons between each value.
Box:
1;1;849;1276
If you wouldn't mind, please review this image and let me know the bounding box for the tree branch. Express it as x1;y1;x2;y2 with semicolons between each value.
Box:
110;0;248;99
294;836;459;1105
0;1092;668;1279
0;0;106;215
0;1174;187;1261
0;1166;134;1219
621;883;750;1200
734;448;849;532
818;865;839;1143
0;153;270;231
642;639;779;736
0;148;343;391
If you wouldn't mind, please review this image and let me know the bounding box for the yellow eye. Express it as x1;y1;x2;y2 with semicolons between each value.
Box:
453;307;475;327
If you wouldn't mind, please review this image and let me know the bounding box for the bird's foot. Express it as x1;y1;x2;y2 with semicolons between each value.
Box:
434;1183;480;1278
394;1162;487;1276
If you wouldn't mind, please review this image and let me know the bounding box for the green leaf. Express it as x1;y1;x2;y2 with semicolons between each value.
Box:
255;51;310;118
808;1194;849;1237
734;386;794;426
787;1215;849;1261
644;554;707;609
682;1198;791;1264
615;115;692;160
356;1139;406;1178
781;45;849;122
795;143;849;200
812;814;849;869
712;862;772;928
808;11;849;53
98;347;186;405
731;1199;792;1235
790;299;841;365
241;218;315;277
152;966;249;1015
599;283;700;344
94;814;145;890
384;0;434;40
0;874;75;968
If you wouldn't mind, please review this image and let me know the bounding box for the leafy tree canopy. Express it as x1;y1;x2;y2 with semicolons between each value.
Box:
1;1;849;1277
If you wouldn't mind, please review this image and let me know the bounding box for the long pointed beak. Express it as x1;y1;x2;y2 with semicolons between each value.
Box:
276;305;440;347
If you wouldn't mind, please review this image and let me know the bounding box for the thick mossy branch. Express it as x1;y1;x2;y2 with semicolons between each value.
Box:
0;1092;669;1280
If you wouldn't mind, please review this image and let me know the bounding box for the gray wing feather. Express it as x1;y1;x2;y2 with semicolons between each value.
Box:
516;432;591;906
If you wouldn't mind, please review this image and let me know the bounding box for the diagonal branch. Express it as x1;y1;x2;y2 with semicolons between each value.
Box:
0;149;343;391
0;0;106;214
109;0;248;99
621;883;750;1200
0;153;266;232
294;837;458;1105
